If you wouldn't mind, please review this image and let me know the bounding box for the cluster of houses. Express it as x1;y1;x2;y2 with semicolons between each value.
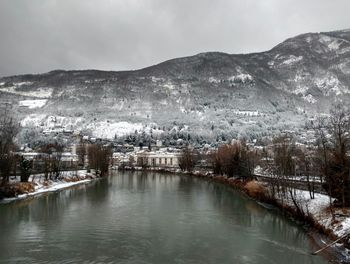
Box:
18;144;183;172
17;125;316;174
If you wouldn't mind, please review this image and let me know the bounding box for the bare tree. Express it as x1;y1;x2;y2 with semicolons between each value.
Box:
212;142;254;179
312;103;350;207
87;144;112;176
19;156;32;182
272;135;296;203
40;143;64;181
76;142;86;168
179;146;197;172
295;146;315;199
128;155;135;168
326;103;350;206
0;106;19;184
311;115;335;217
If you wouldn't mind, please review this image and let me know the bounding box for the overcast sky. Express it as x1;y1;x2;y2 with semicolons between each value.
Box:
0;0;349;77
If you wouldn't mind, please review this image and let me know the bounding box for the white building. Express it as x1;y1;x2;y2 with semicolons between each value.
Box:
136;150;181;168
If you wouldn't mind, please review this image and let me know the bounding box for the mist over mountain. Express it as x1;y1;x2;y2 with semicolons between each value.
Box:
1;29;350;143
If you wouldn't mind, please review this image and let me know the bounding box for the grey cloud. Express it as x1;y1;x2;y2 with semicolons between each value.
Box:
0;0;349;77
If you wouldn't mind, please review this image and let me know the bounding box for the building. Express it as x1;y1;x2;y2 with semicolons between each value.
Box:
136;150;181;168
60;152;79;168
19;151;78;172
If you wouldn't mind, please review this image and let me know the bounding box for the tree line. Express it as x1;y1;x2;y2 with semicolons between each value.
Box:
0;106;112;188
179;103;350;208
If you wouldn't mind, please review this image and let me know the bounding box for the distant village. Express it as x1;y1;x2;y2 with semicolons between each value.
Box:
18;138;184;172
15;108;318;174
16;124;316;176
3;101;350;209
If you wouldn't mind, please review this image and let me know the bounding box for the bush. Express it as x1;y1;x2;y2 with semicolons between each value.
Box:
0;182;36;198
244;181;267;200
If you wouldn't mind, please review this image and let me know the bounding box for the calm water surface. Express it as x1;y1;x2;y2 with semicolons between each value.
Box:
0;171;330;263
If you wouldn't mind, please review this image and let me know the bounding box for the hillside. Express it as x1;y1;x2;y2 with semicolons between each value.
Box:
1;29;350;143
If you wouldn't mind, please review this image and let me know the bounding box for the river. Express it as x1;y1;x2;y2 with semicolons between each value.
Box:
0;171;331;263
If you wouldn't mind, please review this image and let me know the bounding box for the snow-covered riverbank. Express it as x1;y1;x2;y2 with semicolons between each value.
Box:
120;166;350;242
140;166;349;259
278;188;350;238
1;170;97;203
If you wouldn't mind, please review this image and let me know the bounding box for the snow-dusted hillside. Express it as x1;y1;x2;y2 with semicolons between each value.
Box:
1;29;350;142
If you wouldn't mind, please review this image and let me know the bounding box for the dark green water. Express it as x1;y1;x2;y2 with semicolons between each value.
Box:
0;171;330;263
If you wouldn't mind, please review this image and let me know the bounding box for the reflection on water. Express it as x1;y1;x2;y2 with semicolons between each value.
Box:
0;171;330;264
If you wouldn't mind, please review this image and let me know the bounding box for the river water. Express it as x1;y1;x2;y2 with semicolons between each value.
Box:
0;171;331;263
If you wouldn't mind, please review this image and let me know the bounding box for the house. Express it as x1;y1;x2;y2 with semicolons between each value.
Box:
156;140;162;147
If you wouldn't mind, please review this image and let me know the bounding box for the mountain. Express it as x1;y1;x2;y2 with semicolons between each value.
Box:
1;29;350;143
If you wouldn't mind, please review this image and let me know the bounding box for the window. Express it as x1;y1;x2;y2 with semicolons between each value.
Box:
165;158;167;165
152;158;155;166
170;158;173;165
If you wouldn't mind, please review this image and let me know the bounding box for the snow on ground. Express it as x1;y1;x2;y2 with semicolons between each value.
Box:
294;73;305;82
283;189;330;216
234;109;260;116
20;114;164;140
2;170;94;203
293;86;308;95
16;82;33;86
88;121;144;139
20;114;47;127
338;59;350;74
151;76;165;82
19;99;47;109
110;99;125;110
209;77;220;83
291;84;317;104
277;188;350;238
314;74;349;95
159;99;168;105
0;86;53;98
20;115;85;131
318;35;345;51
303;94;317;104
228;73;253;83
305;36;313;43
338;47;350;55
268;54;280;66
280;55;303;65
163;82;176;90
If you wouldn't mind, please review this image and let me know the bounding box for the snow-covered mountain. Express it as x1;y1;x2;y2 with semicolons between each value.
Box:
1;29;350;142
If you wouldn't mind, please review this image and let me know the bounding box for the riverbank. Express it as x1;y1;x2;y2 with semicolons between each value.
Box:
207;175;350;261
0;170;98;203
193;172;350;261
205;175;349;235
120;167;350;260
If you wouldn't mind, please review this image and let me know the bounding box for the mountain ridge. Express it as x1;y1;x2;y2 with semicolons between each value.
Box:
1;29;350;143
